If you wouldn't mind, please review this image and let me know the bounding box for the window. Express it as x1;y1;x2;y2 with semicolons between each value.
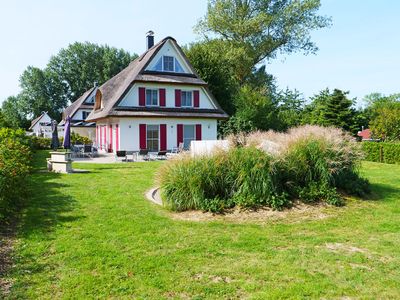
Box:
146;89;158;106
183;125;195;149
82;111;90;120
163;56;174;71
146;125;159;152
181;91;193;107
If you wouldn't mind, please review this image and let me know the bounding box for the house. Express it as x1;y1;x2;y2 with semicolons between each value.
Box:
60;86;97;141
29;112;54;138
357;128;371;141
85;33;228;153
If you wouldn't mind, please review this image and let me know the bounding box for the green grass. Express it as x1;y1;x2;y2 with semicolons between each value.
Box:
4;151;400;299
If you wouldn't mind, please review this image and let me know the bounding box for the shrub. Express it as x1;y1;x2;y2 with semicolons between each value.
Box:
0;129;32;222
159;126;370;213
31;136;52;150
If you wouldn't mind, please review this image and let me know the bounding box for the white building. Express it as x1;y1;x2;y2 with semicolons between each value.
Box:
86;33;228;153
29;112;53;138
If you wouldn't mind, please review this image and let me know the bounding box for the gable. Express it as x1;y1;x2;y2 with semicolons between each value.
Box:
145;40;192;74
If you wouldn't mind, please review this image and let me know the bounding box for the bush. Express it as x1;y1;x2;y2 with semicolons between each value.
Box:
0;129;32;222
362;142;400;164
31;136;52;150
159;126;370;213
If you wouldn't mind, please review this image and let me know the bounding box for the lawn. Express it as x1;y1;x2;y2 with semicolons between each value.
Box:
4;151;400;299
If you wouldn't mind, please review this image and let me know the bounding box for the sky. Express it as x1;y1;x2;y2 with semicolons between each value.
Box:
0;0;399;106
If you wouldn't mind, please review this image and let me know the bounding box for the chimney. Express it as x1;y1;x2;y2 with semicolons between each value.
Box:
93;81;98;88
146;30;154;50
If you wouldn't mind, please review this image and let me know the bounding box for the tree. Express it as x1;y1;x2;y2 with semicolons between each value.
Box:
302;89;356;133
4;42;136;124
277;88;305;130
368;95;400;141
47;42;136;102
1;95;30;129
184;40;238;115
196;0;331;82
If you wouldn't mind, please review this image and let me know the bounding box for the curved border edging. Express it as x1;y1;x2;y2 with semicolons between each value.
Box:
145;187;163;206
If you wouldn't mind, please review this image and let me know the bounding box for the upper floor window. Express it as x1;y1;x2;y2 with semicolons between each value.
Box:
151;56;185;73
181;91;193;107
146;89;158;106
163;56;174;72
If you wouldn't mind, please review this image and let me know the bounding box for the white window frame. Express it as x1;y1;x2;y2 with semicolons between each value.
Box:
146;89;159;107
146;124;160;152
181;91;193;107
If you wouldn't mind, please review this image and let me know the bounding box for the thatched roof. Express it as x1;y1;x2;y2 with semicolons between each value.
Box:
61;87;95;124
86;36;228;122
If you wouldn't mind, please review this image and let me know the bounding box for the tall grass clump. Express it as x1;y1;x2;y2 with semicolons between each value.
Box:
159;125;370;213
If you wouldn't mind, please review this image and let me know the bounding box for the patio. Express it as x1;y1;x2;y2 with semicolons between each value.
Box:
71;152;176;163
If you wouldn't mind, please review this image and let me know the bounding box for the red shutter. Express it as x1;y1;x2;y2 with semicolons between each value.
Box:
139;87;145;106
116;124;119;151
175;89;181;107
160;124;167;151
139;124;147;150
100;126;103;149
196;124;202;140
109;125;113;152
96;125;98;145
177;124;183;147
103;126;106;150
194;90;200;108
159;89;166;107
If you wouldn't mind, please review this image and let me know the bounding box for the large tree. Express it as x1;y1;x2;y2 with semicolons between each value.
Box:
4;42;136;125
196;0;331;82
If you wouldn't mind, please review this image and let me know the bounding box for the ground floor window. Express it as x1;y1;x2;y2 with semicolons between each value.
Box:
146;125;159;152
183;125;195;149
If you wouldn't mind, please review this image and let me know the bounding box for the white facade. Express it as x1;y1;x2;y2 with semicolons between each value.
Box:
96;118;217;153
30;113;53;137
118;83;216;109
71;109;93;120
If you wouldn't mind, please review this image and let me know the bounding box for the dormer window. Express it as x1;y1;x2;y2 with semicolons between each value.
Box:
181;91;193;107
146;89;158;106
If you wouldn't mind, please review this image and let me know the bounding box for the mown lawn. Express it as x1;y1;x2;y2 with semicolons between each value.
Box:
4;151;400;299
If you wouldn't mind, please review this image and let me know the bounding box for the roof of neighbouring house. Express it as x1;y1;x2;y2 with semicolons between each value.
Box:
85;36;228;122
357;128;371;140
29;112;50;130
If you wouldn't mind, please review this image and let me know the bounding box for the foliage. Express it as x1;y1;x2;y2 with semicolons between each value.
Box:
276;88;305;130
0;128;32;222
302;88;357;133
1;95;30;129
31;136;52;150
70;132;92;145
184;40;239;115
160;126;369;212
196;0;331;82
362;142;400;165
369;99;400;141
3;42;136;124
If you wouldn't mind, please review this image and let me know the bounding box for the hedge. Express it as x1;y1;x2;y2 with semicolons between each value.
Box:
0;128;32;222
362;142;400;164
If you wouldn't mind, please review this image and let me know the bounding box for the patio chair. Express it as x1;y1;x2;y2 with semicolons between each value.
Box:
116;150;127;162
139;149;149;161
83;145;93;157
155;150;168;160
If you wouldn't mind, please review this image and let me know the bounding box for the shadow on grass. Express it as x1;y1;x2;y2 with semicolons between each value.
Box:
19;152;84;239
365;182;400;201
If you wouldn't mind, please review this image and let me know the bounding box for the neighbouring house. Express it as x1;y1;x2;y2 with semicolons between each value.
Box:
29;112;60;138
60;86;97;141
85;32;228;153
357;128;371;141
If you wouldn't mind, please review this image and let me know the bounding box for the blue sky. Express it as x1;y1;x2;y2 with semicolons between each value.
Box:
0;0;399;106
